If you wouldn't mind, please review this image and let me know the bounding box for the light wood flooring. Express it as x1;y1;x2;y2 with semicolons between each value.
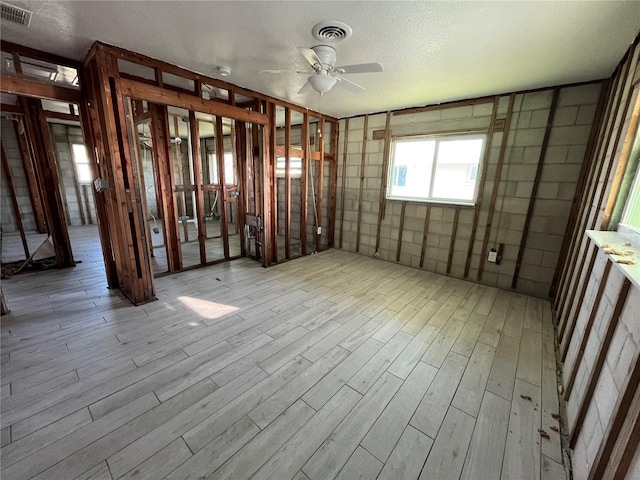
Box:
1;226;566;480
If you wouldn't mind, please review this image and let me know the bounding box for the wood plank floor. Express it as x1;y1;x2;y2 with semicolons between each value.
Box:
1;226;566;480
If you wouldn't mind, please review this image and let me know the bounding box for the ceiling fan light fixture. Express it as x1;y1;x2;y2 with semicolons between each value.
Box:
308;74;337;94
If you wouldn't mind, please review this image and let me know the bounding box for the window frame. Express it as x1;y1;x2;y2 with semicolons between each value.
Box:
71;143;92;185
386;132;486;206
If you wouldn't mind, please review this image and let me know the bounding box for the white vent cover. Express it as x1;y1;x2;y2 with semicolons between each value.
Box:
0;2;32;27
312;21;352;43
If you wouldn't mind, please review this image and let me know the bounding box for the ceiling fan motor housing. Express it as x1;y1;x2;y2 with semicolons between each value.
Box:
311;45;337;70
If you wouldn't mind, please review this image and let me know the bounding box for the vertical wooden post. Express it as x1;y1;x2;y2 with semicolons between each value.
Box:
477;93;516;281
328;120;338;248
375;112;392;253
419;205;431;268
396;201;406;262
173;116;189;242
22;97;74;267
316;118;326;252
447;207;460;274
300;113;309;256
150;103;182;272
1;141;29;259
215;116;230;259
465;97;499;278
262;103;274;266
284;108;291;259
512;87;560;288
189;111;206;265
338;118;349;249
356;115;368;253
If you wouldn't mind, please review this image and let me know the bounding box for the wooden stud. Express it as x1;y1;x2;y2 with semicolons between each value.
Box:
447;207;460;274
328;120;338;248
234;121;247;257
1;140;29;259
0;74;81;103
396;201;407;262
215;116;230;259
77;66;119;288
173;116;189;242
315;118;326;252
189;111;207;265
375;112;392;253
263;106;274;266
12;116;47;233
562;258;611;377
150;104;182;271
22;97;74;267
550;80;610;299
300;113;309;256
464;97;499;278
269;105;278;262
338;118;349;249
477;93;516;281
419;205;431;268
355;115;369;253
559;245;598;343
511;88;560;288
570;278;631;450
601;91;640;229
285;108;292;259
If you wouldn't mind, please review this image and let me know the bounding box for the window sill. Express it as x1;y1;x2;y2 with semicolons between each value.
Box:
587;230;640;291
386;197;476;208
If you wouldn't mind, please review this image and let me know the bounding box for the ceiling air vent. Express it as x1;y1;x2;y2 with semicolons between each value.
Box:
1;2;32;27
312;21;352;43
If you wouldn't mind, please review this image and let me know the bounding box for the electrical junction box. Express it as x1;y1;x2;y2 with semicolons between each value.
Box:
488;248;498;263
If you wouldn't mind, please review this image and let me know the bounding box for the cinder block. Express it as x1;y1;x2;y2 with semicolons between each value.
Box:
576;104;597;125
530;109;550;129
548;125;592;146
514;128;546;147
522;146;542;164
553;106;579;126
558;83;601;107
544;145;569;164
521;90;553;111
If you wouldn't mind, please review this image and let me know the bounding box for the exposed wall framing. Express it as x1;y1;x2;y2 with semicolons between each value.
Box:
553;34;640;480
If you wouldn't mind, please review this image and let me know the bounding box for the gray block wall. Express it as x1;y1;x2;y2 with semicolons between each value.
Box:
1;117;37;233
335;83;602;298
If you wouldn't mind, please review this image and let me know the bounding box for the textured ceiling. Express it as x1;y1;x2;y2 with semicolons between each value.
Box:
1;1;639;118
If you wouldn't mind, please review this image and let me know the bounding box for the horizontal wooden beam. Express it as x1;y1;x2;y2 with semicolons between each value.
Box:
0;74;81;103
119;78;268;125
1;41;81;69
0;104;23;114
273;145;322;161
45;111;80;122
394;96;495;116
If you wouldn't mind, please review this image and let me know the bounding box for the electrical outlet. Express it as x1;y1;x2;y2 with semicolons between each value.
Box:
488;248;498;263
316;227;322;235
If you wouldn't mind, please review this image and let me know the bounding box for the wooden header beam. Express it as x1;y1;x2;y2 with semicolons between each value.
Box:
119;78;268;125
0;41;81;69
0;75;81;103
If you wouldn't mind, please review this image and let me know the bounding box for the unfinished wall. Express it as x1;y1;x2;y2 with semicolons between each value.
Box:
554;37;640;480
335;83;602;298
50;123;96;226
0;117;37;233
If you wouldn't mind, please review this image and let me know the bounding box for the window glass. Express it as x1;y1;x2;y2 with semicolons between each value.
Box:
72;144;92;183
387;134;485;204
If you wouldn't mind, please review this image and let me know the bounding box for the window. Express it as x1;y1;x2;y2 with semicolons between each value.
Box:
618;126;640;236
206;152;235;184
387;134;485;204
276;157;302;178
71;144;92;184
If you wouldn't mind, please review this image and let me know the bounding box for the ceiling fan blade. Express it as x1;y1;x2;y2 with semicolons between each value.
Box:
260;69;309;74
298;47;323;68
297;81;313;94
334;62;384;74
336;76;366;94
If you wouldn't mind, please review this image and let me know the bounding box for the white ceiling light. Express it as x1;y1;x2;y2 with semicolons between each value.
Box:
308;73;338;95
217;65;231;77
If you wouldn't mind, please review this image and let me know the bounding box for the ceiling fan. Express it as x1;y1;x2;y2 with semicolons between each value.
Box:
261;44;383;95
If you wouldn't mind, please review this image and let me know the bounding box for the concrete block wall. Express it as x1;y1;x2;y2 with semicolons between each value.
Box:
553;38;640;480
335;83;602;298
50;123;97;226
0;117;37;233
